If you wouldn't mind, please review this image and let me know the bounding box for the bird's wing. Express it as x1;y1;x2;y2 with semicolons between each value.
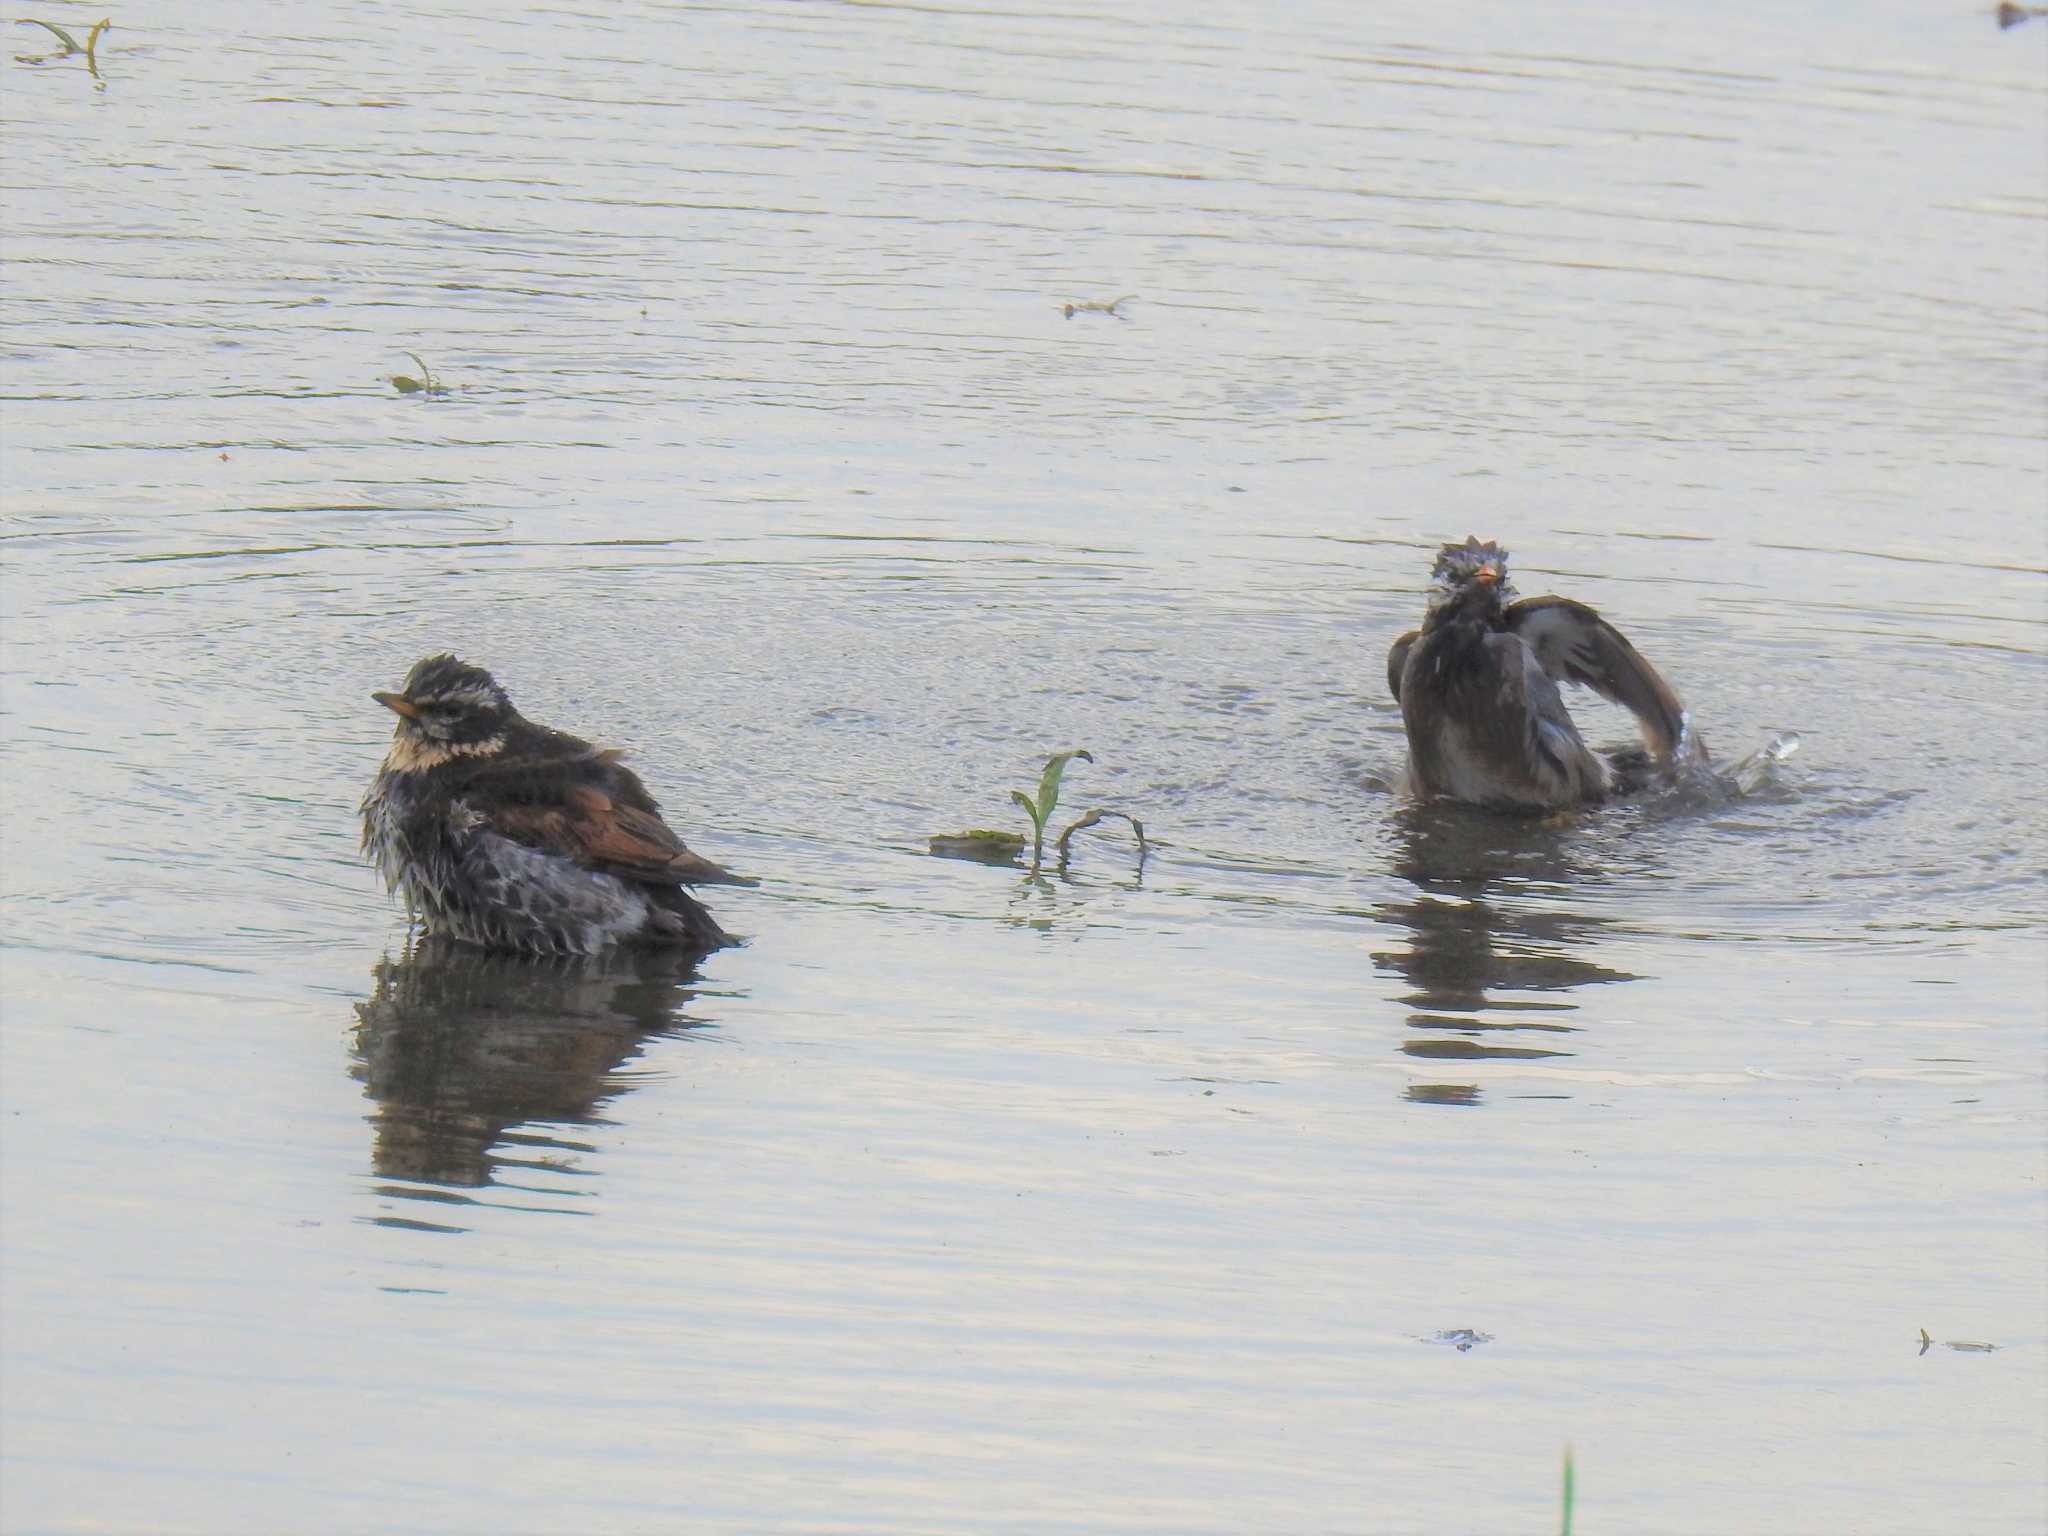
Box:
1386;630;1417;703
1481;632;1602;798
1506;596;1687;760
481;783;744;886
458;733;751;885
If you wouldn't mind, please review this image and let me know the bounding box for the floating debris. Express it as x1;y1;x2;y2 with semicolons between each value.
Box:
1405;1083;1482;1107
15;16;109;81
1997;4;2046;29
388;351;449;396
1425;1328;1493;1351
1061;295;1135;321
1054;807;1147;872
928;829;1027;865
1919;1327;2000;1355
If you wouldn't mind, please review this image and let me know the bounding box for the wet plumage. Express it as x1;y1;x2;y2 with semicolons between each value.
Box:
1387;537;1699;809
360;655;744;954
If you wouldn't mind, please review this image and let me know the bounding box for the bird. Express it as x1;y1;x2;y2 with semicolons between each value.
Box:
1386;537;1699;810
360;655;746;955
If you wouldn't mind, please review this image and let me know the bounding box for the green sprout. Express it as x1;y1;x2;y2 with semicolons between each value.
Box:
1009;748;1091;871
930;748;1148;875
1560;1445;1575;1536
15;17;110;80
389;351;448;395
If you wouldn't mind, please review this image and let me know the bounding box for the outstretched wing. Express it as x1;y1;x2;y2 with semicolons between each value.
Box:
1386;630;1417;703
1505;596;1688;760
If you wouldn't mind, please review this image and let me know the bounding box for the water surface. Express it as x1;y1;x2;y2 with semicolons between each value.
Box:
3;2;2043;1532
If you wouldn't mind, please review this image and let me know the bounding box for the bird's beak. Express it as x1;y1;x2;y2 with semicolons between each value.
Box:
1475;566;1500;586
372;691;419;719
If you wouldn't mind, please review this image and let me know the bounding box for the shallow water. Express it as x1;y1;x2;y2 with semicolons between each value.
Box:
3;2;2044;1531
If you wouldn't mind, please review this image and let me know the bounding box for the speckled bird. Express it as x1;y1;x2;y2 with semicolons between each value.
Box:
360;655;745;954
1386;537;1700;809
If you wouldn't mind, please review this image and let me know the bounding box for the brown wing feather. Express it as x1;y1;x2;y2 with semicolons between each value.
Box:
484;784;747;887
460;729;752;885
1505;596;1690;760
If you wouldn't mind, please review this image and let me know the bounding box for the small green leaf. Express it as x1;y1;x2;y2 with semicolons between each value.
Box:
1033;748;1092;829
1008;788;1045;836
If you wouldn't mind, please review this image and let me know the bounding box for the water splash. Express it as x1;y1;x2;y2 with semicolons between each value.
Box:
1728;731;1802;797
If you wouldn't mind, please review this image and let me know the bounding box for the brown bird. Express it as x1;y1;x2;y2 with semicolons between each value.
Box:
1386;538;1700;809
360;655;745;954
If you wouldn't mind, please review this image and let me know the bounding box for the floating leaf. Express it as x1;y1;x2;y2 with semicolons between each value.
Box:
929;829;1027;866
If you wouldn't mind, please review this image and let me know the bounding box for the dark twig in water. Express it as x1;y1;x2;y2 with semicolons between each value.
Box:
1054;808;1147;872
1061;295;1135;320
1997;3;2046;27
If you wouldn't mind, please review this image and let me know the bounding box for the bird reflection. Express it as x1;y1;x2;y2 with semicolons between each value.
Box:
350;937;712;1202
1371;804;1641;1106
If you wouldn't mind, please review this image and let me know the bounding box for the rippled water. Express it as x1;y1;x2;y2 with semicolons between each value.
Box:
3;2;2044;1532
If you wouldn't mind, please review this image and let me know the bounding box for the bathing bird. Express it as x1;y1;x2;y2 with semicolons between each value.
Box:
1386;537;1698;809
361;655;745;954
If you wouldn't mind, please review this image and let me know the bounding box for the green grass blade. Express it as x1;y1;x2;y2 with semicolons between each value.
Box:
22;20;80;52
1560;1445;1575;1536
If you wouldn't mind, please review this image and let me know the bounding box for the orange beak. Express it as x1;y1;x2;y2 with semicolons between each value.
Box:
1474;566;1500;586
372;691;419;719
